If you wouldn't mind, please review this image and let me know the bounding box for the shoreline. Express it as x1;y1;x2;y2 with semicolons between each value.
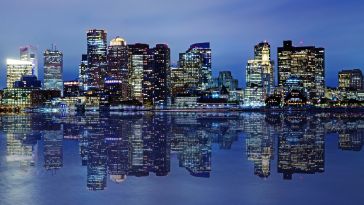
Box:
6;106;363;114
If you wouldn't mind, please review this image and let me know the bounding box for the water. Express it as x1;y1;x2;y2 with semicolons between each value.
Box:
0;112;363;205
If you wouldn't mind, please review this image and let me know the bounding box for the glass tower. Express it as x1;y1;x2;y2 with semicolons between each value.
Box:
44;47;63;93
86;29;107;90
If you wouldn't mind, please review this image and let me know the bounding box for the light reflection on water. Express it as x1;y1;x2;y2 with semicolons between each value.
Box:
0;112;363;205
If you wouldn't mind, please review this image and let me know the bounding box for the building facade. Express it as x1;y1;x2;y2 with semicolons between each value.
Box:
338;69;363;91
20;45;38;77
6;59;33;88
178;43;212;92
107;37;129;100
44;48;63;93
244;41;274;107
128;43;150;103
86;29;108;90
150;44;171;107
278;40;325;101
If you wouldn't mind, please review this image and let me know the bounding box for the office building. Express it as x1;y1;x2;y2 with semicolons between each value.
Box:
44;47;63;93
14;75;42;88
128;43;149;103
211;71;238;91
150;44;171;107
20;45;38;77
107;37;129;100
6;59;33;88
63;81;80;97
278;41;325;101
244;41;274;106
86;29;108;90
338;69;363;90
178;43;212;92
79;54;88;91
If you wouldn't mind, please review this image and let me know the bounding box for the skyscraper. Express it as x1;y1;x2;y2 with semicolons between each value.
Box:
244;41;274;106
178;51;201;93
128;43;150;103
178;43;212;92
20;45;38;77
278;41;325;101
44;47;63;93
86;29;107;90
150;44;171;107
338;69;363;90
6;59;33;88
79;54;88;91
107;37;129;100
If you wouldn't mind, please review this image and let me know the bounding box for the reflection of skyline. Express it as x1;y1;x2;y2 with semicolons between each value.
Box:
0;112;363;190
277;114;325;180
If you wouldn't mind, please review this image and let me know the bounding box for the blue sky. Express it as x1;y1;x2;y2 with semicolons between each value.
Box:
0;0;363;88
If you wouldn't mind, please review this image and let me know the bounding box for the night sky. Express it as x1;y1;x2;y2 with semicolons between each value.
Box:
0;0;363;89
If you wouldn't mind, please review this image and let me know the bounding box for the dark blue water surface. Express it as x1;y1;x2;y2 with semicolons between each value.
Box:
0;112;363;205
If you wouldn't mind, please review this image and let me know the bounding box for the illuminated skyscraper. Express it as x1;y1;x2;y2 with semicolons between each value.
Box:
79;54;88;91
6;59;33;88
171;66;188;95
44;47;63;93
278;41;325;101
107;37;129;100
338;69;363;90
150;44;171;107
20;45;38;77
178;43;212;92
86;29;107;90
128;43;150;103
244;42;274;106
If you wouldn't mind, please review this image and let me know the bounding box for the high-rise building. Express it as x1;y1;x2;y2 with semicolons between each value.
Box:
20;45;38;77
150;44;171;107
128;43;150;103
338;69;363;90
6;59;33;88
178;52;201;93
107;37;129;100
79;54;88;91
178;43;212;92
278;41;325;101
44;47;63;93
244;42;274;106
86;29;107;90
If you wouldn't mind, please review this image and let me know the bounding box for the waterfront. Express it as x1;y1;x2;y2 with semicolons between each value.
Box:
0;112;363;205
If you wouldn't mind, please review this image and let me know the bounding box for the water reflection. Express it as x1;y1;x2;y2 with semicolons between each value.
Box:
1;112;363;190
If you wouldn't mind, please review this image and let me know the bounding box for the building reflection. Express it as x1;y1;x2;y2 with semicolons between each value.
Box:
43;129;63;171
244;113;274;178
1;115;39;169
0;112;363;189
277;114;325;180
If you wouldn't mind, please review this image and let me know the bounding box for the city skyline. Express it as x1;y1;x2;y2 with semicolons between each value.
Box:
1;0;363;89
